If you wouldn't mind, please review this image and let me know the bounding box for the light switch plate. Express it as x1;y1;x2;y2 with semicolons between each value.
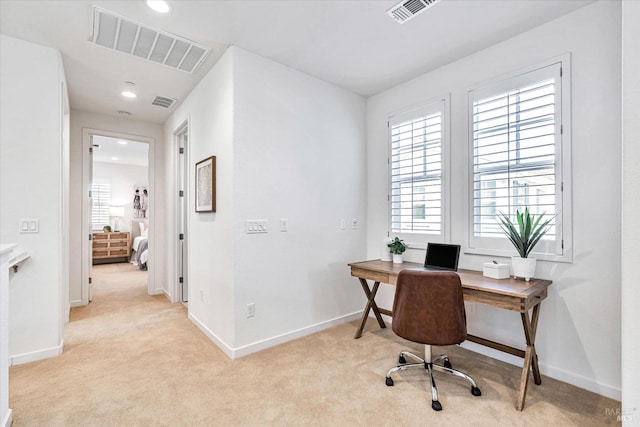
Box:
246;220;268;234
19;219;39;233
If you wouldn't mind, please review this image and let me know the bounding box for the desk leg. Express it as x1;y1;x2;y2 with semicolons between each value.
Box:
354;279;386;339
517;303;542;411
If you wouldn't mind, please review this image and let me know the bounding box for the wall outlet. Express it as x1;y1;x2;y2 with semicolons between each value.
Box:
280;218;288;232
247;303;256;318
340;219;346;230
352;218;358;230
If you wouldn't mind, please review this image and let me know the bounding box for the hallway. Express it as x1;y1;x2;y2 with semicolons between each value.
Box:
8;264;620;426
8;263;218;425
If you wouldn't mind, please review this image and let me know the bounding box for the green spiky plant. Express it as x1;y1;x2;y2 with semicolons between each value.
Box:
496;208;553;258
387;237;407;255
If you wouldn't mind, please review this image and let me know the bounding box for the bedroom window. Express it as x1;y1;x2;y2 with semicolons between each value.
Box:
468;57;572;261
92;182;111;231
389;96;449;242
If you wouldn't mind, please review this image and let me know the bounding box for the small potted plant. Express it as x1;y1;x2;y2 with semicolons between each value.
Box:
496;208;553;281
103;225;112;233
387;237;407;264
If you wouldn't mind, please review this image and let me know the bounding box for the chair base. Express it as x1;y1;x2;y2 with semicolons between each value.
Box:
385;345;481;411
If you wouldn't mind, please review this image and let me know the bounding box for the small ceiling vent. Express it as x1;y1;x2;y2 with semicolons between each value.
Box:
91;7;211;74
386;0;441;24
152;96;177;108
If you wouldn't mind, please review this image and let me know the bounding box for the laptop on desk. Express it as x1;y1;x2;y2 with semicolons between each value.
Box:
421;243;461;272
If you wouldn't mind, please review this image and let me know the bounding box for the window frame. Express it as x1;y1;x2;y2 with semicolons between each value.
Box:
91;180;111;231
388;95;451;247
465;55;573;262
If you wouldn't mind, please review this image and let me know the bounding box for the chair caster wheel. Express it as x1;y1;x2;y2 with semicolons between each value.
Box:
385;377;394;386
471;386;482;396
432;400;442;411
398;355;406;364
444;359;452;369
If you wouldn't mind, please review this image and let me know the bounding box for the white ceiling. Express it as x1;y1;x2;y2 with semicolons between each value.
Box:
92;135;149;167
0;0;594;124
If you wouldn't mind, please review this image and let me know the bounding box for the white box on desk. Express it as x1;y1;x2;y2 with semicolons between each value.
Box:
483;262;510;279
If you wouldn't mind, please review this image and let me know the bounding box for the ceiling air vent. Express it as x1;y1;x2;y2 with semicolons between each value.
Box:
152;96;177;108
91;7;211;74
386;0;441;24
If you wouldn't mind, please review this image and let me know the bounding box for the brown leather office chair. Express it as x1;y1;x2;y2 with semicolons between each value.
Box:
385;270;481;411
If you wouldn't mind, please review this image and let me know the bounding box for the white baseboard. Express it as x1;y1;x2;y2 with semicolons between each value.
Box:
10;340;64;366
189;311;362;360
69;299;84;307
188;313;234;358
2;409;12;427
459;341;622;401
232;312;362;359
540;360;621;401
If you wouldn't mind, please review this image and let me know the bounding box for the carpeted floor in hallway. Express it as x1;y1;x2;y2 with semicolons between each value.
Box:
9;262;621;426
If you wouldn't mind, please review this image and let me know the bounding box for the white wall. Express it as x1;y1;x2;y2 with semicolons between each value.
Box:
621;1;640;423
0;246;14;427
163;47;236;344
366;1;621;399
164;46;367;356
232;48;367;351
0;35;68;364
93;161;148;233
69;110;164;304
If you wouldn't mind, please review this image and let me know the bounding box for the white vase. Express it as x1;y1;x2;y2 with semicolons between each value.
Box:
392;254;403;264
381;238;393;262
511;256;537;281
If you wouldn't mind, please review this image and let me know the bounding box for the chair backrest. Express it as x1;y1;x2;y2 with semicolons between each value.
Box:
391;270;466;346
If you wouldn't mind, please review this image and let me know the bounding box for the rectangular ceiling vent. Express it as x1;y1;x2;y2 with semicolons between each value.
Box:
152;96;177;109
91;7;211;74
386;0;441;24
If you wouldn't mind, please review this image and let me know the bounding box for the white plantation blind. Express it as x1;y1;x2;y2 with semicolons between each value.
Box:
390;100;445;235
469;61;568;258
92;182;111;230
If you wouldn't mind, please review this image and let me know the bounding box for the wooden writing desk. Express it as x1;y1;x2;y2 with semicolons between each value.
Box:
348;259;552;411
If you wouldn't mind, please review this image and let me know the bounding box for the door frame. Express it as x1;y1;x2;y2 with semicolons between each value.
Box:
174;120;189;303
81;128;156;304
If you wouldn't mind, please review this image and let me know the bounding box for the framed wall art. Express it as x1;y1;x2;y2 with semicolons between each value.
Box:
195;156;216;213
132;184;149;218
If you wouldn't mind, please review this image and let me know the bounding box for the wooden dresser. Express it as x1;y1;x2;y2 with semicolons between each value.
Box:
92;232;130;264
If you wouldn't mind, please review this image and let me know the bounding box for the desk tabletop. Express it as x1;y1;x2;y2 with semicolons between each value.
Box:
348;259;552;299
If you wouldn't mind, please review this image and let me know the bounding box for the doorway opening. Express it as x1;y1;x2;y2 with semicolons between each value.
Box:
81;128;156;305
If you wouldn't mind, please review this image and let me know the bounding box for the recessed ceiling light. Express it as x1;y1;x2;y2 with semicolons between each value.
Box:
111;157;119;161
118;110;132;116
117;140;128;145
147;0;172;13
121;81;137;99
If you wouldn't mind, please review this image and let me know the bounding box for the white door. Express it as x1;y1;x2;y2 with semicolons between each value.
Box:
87;136;94;301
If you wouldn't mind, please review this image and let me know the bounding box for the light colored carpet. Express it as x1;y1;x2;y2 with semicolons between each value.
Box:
9;262;620;426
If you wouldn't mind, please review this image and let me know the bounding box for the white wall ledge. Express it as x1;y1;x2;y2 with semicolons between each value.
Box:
8;249;29;273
